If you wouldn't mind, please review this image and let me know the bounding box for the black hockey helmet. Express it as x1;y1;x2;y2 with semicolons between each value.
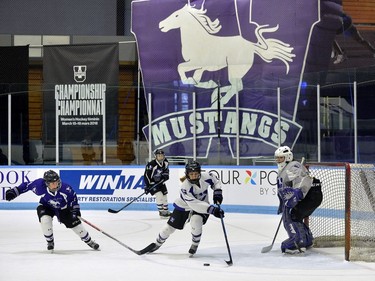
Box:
154;149;165;164
43;170;61;191
43;170;60;183
185;160;201;184
154;149;164;156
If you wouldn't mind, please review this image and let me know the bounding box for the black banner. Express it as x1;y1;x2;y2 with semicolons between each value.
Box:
43;44;119;144
0;46;29;144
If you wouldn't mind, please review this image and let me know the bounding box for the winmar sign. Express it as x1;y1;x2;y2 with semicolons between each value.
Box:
60;170;145;195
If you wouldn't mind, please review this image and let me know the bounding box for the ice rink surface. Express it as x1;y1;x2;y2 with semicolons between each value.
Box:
1;210;375;281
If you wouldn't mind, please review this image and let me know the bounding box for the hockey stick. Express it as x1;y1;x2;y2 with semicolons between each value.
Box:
261;216;282;253
79;216;143;255
108;192;145;214
108;180;165;214
217;204;233;266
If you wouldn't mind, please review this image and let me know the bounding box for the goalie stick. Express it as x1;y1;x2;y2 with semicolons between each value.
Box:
79;216;144;255
261;216;282;253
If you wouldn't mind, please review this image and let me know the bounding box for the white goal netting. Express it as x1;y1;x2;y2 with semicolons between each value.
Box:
306;163;375;262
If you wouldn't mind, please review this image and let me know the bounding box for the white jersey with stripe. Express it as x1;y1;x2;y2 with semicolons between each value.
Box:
173;171;222;214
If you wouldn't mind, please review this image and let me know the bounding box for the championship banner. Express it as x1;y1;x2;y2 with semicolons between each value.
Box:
131;0;340;158
43;44;119;143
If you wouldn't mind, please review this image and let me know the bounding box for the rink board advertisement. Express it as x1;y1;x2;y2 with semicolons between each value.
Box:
0;166;279;214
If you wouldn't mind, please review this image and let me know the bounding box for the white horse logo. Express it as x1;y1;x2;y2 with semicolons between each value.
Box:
159;3;295;107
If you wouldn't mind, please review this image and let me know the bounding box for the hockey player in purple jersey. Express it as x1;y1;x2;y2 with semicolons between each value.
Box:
141;160;224;255
275;146;323;254
5;170;99;251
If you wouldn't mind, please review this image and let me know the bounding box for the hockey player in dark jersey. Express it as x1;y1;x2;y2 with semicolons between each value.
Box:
144;149;171;218
275;146;323;254
5;170;99;251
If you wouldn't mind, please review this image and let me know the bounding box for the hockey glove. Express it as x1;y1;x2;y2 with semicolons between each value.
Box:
144;185;151;195
5;187;19;201
207;205;224;218
213;189;223;205
71;208;81;220
281;187;303;208
312;177;322;189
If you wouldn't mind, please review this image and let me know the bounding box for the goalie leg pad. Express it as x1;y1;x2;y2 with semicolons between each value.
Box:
281;208;311;252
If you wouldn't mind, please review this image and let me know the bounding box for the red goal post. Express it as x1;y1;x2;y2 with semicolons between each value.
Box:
305;162;375;262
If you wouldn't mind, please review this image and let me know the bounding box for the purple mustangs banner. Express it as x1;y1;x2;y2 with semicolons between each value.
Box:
132;0;336;159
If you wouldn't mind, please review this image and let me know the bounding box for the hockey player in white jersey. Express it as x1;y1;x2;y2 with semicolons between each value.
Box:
275;146;323;254
142;160;224;255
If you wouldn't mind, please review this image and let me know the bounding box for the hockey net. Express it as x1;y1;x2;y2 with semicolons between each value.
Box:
306;162;375;262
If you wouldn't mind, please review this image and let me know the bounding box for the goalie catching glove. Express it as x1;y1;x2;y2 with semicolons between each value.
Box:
279;187;303;209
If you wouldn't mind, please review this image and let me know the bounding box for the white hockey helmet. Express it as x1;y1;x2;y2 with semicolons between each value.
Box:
274;146;293;171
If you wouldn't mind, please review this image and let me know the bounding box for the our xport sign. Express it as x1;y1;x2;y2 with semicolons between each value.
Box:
209;168;278;196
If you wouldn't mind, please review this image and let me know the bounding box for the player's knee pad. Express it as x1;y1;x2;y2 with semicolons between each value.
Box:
71;223;89;239
154;191;164;205
190;215;203;244
190;214;203;235
156;224;176;245
40;215;53;236
161;194;168;206
40;215;53;226
160;224;176;238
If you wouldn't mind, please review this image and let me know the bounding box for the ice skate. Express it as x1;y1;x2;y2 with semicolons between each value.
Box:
47;240;54;251
159;210;171;219
188;244;198;256
86;239;100;250
283;247;306;255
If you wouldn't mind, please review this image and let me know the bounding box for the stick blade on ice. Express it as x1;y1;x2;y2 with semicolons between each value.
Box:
261;245;273;253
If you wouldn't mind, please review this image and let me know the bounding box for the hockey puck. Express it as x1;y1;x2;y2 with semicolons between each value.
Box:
203;263;210;266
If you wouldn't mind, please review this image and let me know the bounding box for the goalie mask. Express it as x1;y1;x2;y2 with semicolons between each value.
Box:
274;146;293;172
185;160;201;185
43;170;61;192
